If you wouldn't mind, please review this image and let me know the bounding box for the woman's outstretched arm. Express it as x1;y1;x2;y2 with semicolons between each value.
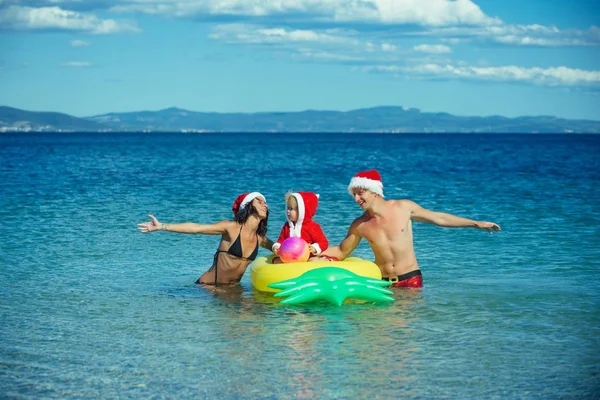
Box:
138;214;233;235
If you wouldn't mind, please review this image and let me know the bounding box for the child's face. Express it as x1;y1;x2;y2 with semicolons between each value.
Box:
286;200;299;222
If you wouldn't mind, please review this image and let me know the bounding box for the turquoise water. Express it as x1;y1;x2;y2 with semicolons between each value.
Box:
1;133;599;398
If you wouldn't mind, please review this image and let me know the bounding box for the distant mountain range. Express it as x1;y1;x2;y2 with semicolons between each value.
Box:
1;105;599;133
0;106;107;132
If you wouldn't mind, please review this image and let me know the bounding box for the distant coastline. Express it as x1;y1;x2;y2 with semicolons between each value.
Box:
1;105;599;133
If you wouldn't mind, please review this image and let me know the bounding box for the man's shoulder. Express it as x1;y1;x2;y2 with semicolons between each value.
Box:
387;198;414;208
350;212;369;226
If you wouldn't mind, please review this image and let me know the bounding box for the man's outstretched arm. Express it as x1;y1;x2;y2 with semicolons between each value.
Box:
405;200;501;234
322;222;362;259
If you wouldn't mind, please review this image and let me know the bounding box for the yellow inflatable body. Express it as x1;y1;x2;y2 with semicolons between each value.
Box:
250;255;382;293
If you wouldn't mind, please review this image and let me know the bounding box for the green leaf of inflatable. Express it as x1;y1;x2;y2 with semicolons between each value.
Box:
268;267;394;306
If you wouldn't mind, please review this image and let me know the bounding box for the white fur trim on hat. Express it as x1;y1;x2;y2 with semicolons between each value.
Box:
347;177;384;198
241;192;264;210
287;193;304;237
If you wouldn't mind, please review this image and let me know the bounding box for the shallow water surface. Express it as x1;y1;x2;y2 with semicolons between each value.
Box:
1;133;599;398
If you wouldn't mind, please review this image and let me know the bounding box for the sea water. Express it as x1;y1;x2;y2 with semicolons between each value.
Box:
1;132;599;398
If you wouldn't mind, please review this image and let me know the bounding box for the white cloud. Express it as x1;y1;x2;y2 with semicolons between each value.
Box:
210;23;400;55
110;0;499;26
441;37;463;45
365;63;600;87
339;0;499;26
62;61;92;67
294;48;365;62
362;65;402;73
210;23;359;46
7;1;595;51
9;1;594;51
210;23;405;64
380;43;397;52
0;5;140;34
414;44;451;53
70;39;90;46
422;24;600;47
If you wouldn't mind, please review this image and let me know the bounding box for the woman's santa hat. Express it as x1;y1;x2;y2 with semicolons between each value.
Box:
347;170;384;198
232;192;265;215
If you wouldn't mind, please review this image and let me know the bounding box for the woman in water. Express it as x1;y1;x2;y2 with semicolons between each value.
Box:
138;192;274;285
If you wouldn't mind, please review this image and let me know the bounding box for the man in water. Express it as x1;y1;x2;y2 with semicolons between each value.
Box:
322;170;500;288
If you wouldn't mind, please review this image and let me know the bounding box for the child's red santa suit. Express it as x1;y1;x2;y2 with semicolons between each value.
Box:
272;192;328;256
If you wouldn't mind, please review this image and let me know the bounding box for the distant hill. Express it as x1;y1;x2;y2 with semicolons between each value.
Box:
86;106;600;133
0;106;107;132
1;105;599;133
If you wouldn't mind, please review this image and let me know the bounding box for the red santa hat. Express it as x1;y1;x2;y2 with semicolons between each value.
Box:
285;192;323;255
288;192;319;230
347;170;384;198
232;192;265;215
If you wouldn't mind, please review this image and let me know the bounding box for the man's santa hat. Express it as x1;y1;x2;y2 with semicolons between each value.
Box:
232;192;265;215
347;170;384;198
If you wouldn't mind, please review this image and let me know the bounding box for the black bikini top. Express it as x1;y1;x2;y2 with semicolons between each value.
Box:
220;227;259;261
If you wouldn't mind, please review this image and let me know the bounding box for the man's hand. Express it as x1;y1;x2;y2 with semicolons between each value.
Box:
475;221;501;234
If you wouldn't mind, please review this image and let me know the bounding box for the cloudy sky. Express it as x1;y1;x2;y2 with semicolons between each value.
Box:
0;0;599;119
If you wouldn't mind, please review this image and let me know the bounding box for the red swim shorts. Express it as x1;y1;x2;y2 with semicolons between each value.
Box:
382;270;423;288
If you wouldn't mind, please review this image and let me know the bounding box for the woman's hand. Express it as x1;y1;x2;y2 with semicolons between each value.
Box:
272;243;281;254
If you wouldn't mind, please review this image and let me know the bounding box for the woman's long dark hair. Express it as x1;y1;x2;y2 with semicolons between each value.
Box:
234;203;269;237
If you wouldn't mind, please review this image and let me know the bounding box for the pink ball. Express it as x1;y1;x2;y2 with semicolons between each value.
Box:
279;237;310;263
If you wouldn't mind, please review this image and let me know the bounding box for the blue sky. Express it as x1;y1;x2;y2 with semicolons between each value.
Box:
0;0;599;119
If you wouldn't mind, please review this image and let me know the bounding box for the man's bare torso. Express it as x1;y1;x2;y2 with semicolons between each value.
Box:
354;200;420;277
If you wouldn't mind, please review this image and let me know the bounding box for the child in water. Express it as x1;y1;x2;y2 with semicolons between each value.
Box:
272;191;333;263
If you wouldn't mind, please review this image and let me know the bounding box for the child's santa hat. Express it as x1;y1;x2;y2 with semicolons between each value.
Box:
347;170;384;198
232;192;265;215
